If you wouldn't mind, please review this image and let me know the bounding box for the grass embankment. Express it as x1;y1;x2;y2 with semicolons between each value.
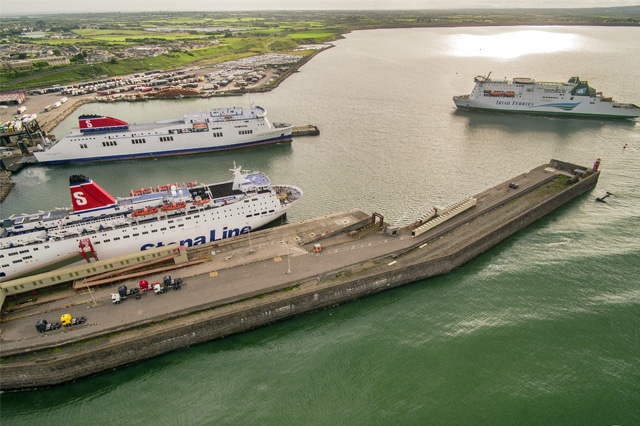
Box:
1;12;344;90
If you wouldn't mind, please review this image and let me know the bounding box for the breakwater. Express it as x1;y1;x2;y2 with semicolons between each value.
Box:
39;97;94;134
0;160;599;390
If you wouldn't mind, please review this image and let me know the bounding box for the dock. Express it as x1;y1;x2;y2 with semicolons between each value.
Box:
292;124;320;136
0;159;600;390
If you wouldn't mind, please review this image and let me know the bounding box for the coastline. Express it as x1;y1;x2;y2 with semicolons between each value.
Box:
36;51;325;135
18;48;327;136
0;46;327;203
0;172;14;202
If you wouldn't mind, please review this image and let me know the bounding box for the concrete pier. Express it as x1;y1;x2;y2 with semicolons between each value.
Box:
292;124;320;136
0;159;600;390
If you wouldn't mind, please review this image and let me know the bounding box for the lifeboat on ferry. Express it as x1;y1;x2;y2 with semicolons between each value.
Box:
130;187;153;197
184;181;199;188
132;207;159;217
161;201;186;212
192;198;211;206
504;91;515;97
157;184;174;192
490;91;502;97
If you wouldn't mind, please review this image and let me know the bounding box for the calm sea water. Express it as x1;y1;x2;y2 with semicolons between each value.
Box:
2;26;639;424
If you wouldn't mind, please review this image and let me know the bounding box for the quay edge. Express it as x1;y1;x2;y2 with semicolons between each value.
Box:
0;159;600;390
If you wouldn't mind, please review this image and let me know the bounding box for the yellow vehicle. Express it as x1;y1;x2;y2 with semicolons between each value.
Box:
60;313;87;327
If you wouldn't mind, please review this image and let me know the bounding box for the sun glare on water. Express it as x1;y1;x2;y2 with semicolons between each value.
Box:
447;30;578;59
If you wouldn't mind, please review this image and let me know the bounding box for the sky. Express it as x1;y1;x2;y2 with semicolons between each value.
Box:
1;0;638;16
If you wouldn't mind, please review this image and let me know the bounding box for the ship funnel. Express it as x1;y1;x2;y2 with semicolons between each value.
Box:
69;176;117;213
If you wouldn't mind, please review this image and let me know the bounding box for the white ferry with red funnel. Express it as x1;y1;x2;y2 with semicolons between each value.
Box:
0;164;302;282
453;74;640;119
33;105;293;164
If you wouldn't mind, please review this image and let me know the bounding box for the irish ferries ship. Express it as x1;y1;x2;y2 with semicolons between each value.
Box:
33;105;293;164
453;74;640;119
0;164;302;282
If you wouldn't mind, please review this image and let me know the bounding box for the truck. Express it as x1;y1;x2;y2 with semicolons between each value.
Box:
138;278;165;294
35;319;62;333
60;313;87;327
111;276;182;304
36;314;87;332
159;275;183;293
111;285;141;304
140;276;183;294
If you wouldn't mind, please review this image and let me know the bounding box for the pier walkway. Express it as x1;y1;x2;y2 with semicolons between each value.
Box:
0;162;576;354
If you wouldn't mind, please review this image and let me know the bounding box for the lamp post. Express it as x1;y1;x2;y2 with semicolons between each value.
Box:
285;241;292;274
85;279;97;307
246;223;254;253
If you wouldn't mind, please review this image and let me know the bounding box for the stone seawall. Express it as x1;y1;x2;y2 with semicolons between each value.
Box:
0;171;598;390
40;97;95;134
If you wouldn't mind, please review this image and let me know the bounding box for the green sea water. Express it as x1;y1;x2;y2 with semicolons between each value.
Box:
1;26;639;425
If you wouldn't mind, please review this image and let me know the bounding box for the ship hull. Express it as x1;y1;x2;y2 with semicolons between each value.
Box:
453;75;640;120
34;132;292;164
453;96;640;119
33;106;293;164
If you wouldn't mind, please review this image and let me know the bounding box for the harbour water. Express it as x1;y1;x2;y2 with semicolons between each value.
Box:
1;26;639;424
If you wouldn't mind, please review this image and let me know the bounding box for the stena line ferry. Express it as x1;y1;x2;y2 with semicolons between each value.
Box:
453;73;640;119
0;164;302;282
33;105;293;164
